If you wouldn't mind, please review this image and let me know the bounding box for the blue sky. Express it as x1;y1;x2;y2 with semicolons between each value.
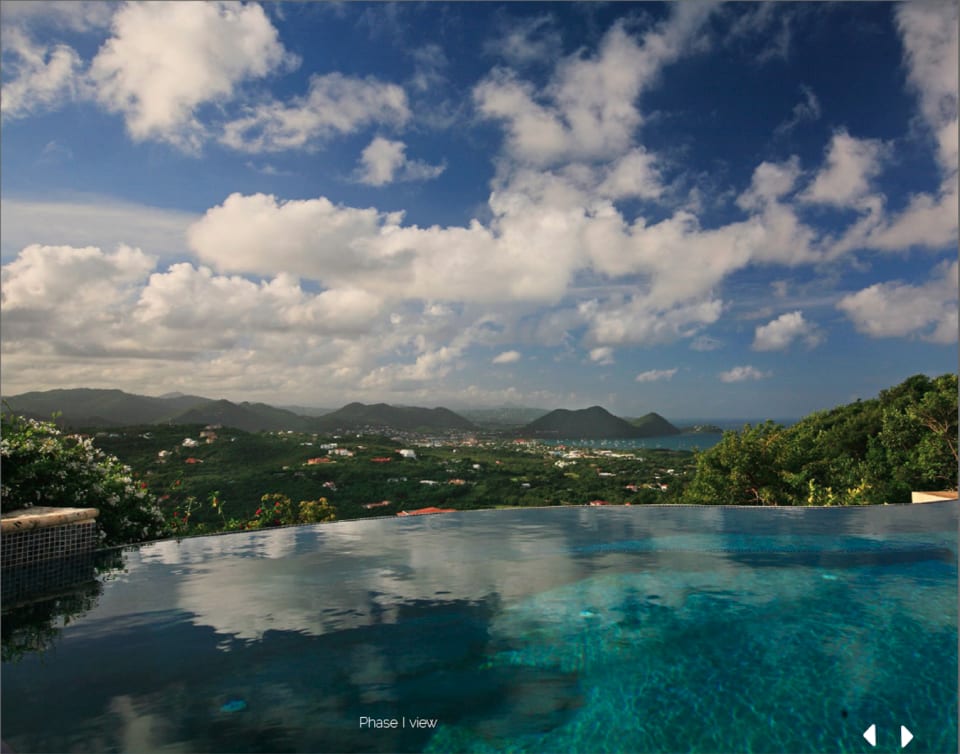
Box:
1;1;957;420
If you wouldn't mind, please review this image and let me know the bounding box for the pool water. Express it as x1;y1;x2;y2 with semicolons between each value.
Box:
2;503;957;753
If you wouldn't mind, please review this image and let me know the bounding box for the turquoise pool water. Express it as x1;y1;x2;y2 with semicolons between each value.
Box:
2;502;957;753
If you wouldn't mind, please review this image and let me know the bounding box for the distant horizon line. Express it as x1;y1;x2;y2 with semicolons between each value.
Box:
1;385;803;425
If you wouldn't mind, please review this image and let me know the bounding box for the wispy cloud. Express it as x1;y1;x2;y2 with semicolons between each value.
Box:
718;365;772;383
635;368;678;383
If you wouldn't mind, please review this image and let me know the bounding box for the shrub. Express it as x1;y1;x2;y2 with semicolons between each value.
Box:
0;412;168;546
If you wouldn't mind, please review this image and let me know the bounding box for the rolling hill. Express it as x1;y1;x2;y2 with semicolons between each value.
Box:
519;406;677;439
627;412;682;436
458;406;551;428
315;402;477;432
1;388;210;427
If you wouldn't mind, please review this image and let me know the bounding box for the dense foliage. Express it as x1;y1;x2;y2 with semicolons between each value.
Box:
87;425;694;533
680;374;958;506
0;412;168;545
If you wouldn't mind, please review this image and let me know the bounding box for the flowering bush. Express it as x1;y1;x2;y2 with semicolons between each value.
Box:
245;494;336;529
298;497;337;524
0;412;168;546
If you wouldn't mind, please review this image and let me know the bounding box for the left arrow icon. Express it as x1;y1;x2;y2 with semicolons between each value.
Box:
863;724;877;747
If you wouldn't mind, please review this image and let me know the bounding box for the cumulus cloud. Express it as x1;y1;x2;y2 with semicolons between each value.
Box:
221;73;409;153
718;365;772;383
356;137;445;186
752;311;822;351
635;368;677;383
800;130;887;207
474;6;712;166
492;350;521;364
580;295;722;347
1;244;156;349
597;148;664;200
588;347;614;365
0;27;82;118
895;2;959;174
89;1;294;151
836;260;958;343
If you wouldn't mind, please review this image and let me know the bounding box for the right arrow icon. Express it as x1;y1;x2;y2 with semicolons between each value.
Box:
901;725;913;748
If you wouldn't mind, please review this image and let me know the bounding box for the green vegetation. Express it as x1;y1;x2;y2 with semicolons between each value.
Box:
522;405;674;438
2;374;953;545
627;412;681;436
0;412;167;546
316;402;477;431
84;426;693;534
680;374;957;506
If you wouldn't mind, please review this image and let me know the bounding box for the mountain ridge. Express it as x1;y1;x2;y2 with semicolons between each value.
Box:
519;405;680;439
3;388;680;437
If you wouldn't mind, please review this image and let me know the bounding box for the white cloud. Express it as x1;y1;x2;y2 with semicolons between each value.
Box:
221;73;409;153
895;2;959;174
356;137;445;186
89;1;294;151
597;148;664;200
0;1;115;32
718;365;772;383
1;197;197;262
862;183;958;252
724;3;799;64
774;84;820;137
800;130;887;207
410;43;448;92
186;192;397;283
1;243;156;348
588;347;614;365
474;6;712;166
737;157;802;211
0;27;82;118
690;335;722;351
752;311;821;351
485;14;563;67
580;295;722;347
836;259;958;344
492;350;521;364
635;368;677;383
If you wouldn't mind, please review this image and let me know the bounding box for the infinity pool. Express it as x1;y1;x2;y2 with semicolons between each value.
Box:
2;503;957;753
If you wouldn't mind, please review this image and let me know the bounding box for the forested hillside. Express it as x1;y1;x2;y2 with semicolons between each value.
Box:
680;374;958;506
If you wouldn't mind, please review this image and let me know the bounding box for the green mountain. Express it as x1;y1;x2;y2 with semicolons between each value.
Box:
627;412;681;436
278;404;334;417
459;406;550;428
315;402;477;432
520;406;660;439
173;400;313;433
1;388;210;427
